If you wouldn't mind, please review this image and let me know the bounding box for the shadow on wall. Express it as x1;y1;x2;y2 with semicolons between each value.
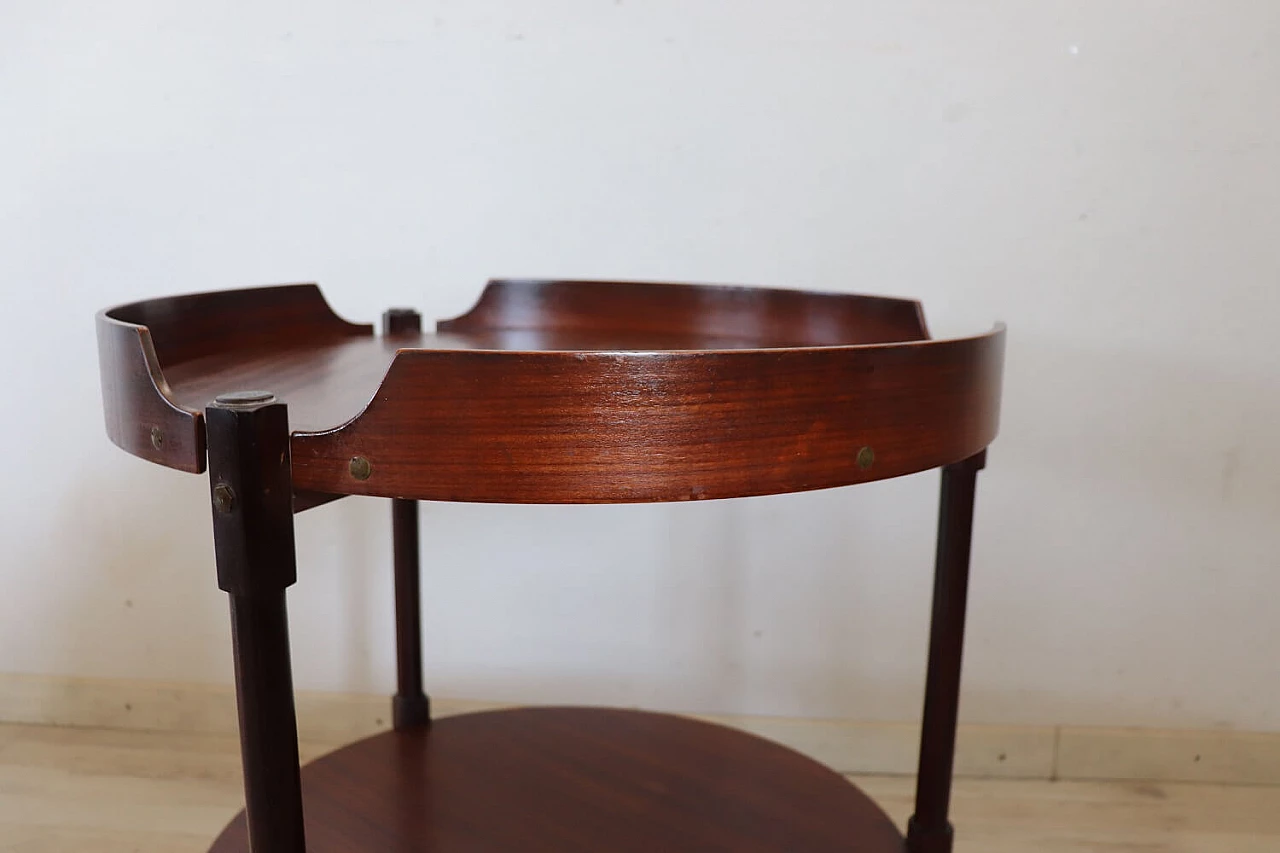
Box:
1001;334;1280;513
30;445;387;716
403;332;1280;732
291;494;388;694
35;457;227;707
34;330;1280;733
964;332;1280;731
412;481;940;720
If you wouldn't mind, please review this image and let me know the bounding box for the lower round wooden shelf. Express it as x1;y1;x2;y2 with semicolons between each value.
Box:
208;706;904;852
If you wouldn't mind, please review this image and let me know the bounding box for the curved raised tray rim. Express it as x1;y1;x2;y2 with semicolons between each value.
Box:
96;283;372;473
97;311;205;471
439;277;933;343
289;323;1005;503
96;281;1005;503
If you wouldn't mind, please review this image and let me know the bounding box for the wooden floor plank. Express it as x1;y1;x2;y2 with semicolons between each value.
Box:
2;722;1277;852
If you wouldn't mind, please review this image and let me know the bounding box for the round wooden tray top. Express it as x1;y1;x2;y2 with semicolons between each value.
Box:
207;707;905;853
98;279;1004;503
95;280;1002;851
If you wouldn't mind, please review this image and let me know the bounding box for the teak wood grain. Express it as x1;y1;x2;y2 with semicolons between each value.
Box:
438;278;930;345
97;284;371;474
207;706;906;853
97;279;1004;504
94;278;1007;853
291;334;1003;502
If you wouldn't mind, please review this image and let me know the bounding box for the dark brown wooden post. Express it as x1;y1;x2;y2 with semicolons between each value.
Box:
906;450;986;853
383;309;430;730
206;391;307;853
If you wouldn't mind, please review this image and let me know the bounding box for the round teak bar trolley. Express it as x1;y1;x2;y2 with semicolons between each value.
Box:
96;279;1005;853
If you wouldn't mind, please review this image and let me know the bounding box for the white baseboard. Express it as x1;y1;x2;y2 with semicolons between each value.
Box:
0;672;1272;786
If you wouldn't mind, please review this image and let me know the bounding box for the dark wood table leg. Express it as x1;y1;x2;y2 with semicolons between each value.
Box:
907;450;986;853
383;309;431;731
391;496;430;729
207;392;307;853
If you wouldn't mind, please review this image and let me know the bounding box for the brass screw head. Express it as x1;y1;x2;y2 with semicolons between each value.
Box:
212;483;235;513
856;446;875;471
349;456;372;480
150;427;164;450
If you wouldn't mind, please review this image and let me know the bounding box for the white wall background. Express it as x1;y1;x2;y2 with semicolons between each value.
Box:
2;1;1278;732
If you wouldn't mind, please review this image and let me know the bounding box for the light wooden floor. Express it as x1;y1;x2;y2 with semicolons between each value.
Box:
1;722;1278;852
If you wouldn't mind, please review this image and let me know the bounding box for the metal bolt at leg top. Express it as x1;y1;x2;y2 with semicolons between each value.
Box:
212;482;236;513
214;390;277;408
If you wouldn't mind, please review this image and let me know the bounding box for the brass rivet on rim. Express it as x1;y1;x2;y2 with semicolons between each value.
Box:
150;427;165;450
856;446;875;471
350;456;372;480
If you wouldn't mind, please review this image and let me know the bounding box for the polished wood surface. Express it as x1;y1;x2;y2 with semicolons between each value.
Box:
97;283;371;474
438;278;929;345
207;707;905;853
205;399;306;853
97;308;206;472
290;326;1004;503
12;720;1280;853
108;283;371;367
384;309;432;732
98;280;1004;503
95;279;1008;851
909;452;985;853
